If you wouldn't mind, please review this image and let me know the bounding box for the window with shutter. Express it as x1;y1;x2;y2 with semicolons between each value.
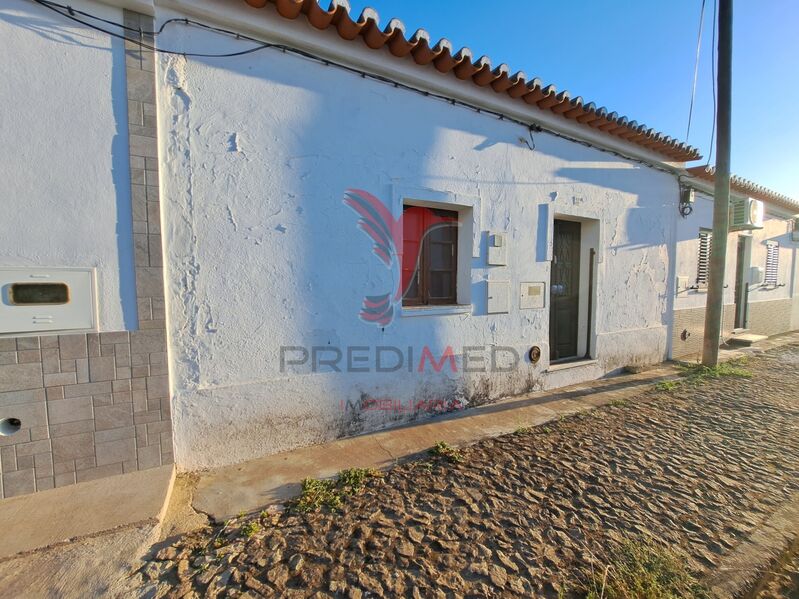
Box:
764;241;779;286
401;205;458;306
696;229;712;286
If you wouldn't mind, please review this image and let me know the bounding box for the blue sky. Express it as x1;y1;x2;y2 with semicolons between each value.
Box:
346;0;799;199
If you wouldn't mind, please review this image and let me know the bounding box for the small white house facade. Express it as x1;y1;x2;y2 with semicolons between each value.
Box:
671;167;799;358
0;0;796;496
153;0;694;469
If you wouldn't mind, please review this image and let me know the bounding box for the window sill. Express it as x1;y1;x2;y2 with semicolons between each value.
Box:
400;304;471;318
547;358;598;373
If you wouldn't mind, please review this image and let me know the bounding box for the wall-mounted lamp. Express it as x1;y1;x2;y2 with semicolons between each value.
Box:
679;187;695;218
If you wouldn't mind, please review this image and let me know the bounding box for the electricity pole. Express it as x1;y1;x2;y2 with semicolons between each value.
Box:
702;0;733;366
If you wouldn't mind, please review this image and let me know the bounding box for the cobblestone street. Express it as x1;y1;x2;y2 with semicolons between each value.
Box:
130;343;799;598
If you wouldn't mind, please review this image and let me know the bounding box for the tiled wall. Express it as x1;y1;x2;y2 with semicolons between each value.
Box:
671;304;736;359
747;299;793;338
672;298;795;359
0;11;171;499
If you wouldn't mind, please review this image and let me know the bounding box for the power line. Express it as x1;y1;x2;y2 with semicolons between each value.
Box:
32;0;685;177
686;0;707;141
33;0;271;57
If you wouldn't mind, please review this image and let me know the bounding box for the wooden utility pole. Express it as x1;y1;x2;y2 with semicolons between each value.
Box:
702;0;733;366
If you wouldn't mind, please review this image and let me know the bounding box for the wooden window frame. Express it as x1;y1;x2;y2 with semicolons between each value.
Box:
402;205;458;307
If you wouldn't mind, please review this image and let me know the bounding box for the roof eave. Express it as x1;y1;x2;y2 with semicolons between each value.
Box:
162;0;699;164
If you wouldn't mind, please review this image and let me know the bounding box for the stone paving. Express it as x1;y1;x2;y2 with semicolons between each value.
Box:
126;342;799;598
755;551;799;599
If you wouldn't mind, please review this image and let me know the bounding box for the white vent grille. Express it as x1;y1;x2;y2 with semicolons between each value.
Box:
730;198;748;228
765;241;779;286
696;230;712;286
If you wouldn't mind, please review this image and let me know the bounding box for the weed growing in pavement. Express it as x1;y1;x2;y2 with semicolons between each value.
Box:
294;478;343;513
609;399;629;408
240;521;261;538
514;425;533;434
337;467;383;494
292;468;383;513
583;540;711;599
430;441;463;463
655;358;752;393
655;380;681;392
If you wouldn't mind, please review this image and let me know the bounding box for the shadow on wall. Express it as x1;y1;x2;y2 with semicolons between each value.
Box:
171;39;456;443
155;13;685;463
1;4;138;328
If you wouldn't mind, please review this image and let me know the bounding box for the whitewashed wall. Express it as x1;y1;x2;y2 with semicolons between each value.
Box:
673;193;738;312
0;0;136;331
674;192;796;311
155;9;679;470
747;214;794;303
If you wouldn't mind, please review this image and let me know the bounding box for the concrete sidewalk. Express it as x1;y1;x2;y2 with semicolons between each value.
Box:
193;332;799;521
193;363;679;520
0;464;174;559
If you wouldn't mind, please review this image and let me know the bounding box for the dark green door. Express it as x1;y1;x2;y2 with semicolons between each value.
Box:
550;220;581;361
733;236;747;328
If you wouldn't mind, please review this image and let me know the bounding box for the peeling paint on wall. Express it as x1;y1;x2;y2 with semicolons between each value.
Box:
155;10;679;470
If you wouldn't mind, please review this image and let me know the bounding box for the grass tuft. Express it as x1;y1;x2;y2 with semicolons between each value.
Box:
293;468;383;513
583;540;711;599
337;467;383;495
294;478;343;513
655;380;681;392
239;521;261;538
656;358;752;392
430;441;463;463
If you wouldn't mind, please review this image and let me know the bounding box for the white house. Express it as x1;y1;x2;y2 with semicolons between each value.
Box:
672;167;799;358
0;0;796;498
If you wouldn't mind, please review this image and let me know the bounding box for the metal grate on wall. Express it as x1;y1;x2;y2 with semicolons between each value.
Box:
696;229;712;286
765;241;779;286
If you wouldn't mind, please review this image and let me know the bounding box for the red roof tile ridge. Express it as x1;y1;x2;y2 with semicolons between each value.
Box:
686;165;798;212
243;0;702;161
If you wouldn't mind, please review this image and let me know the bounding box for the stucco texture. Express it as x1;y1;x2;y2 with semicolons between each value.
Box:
156;13;678;470
0;0;137;330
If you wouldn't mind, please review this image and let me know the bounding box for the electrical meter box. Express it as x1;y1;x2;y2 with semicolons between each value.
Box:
0;268;97;335
520;282;546;309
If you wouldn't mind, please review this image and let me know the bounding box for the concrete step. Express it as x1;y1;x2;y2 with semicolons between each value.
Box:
0;465;174;559
728;333;768;347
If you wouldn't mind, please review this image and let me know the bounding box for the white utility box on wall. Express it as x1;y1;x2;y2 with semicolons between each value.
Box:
487;231;508;266
486;280;510;313
749;266;765;286
0;267;96;335
520;282;546;309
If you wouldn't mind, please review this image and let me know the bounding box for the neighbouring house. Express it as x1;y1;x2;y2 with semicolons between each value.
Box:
672;167;799;357
0;0;796;499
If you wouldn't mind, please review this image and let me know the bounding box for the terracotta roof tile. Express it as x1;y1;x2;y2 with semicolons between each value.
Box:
242;0;702;162
686;166;799;213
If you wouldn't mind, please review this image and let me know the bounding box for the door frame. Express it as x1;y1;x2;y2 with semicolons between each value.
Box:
550;219;582;362
548;215;600;363
733;234;751;329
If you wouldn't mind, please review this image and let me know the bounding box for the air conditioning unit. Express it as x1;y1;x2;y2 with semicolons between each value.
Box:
792;217;799;242
729;197;764;231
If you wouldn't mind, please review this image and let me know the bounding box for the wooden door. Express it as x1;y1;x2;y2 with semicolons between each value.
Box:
550;220;581;361
733;236;748;328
